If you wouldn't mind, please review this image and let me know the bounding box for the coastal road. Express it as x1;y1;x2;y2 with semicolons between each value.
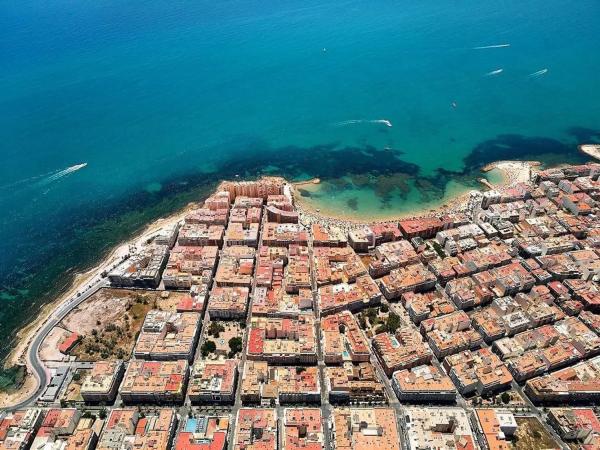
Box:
3;277;109;412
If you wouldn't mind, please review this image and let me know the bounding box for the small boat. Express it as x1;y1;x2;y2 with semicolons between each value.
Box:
452;101;457;108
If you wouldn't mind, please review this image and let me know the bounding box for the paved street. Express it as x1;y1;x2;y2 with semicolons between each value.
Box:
4;277;109;412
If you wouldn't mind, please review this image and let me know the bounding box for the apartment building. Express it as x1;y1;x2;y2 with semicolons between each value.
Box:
525;355;600;403
233;409;278;450
368;240;420;278
420;311;483;359
120;360;188;404
325;362;386;404
401;289;456;325
443;348;513;396
214;245;255;288
207;286;249;320
392;364;456;403
547;408;600;446
174;415;228;450
372;328;432;377
97;409;176;450
0;409;44;450
321;311;370;364
313;246;367;286
163;245;218;289
80;360;125;404
241;361;320;405
247;314;317;364
31;408;98;450
108;244;169;288
178;224;224;247
282;408;324;450
133;310;201;361
188;359;238;404
474;409;518;450
311;223;347;247
378;263;436;300
318;275;381;315
331;408;400;450
404;407;476;450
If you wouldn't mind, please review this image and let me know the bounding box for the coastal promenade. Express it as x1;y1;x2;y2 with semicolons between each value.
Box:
2;204;190;410
3;277;108;411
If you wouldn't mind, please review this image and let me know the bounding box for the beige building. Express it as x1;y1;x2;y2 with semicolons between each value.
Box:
80;360;125;404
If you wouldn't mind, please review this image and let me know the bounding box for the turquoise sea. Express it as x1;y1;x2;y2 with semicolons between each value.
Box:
1;0;599;380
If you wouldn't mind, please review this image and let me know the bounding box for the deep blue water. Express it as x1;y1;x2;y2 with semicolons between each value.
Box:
1;0;599;369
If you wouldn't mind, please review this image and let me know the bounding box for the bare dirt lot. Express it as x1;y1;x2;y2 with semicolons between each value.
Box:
39;326;71;363
61;368;90;403
55;288;188;361
513;416;560;450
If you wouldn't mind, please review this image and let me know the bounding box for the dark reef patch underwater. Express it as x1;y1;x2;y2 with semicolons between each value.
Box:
0;128;596;387
461;133;588;173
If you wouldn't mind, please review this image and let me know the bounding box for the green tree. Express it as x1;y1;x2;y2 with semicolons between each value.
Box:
228;337;243;356
209;322;225;338
385;313;401;333
375;324;387;334
358;315;367;329
366;308;378;324
201;340;216;357
500;392;511;404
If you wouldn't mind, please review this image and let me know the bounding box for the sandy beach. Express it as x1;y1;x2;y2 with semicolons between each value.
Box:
294;160;540;229
293;178;476;224
482;160;541;185
295;187;475;231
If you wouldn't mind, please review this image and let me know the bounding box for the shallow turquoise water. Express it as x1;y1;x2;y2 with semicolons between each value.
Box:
0;0;599;367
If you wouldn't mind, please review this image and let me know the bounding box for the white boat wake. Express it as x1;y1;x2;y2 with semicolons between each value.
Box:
333;119;392;127
473;43;511;50
372;119;392;127
0;171;50;191
0;163;88;194
485;68;504;76
37;163;88;186
528;68;548;77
